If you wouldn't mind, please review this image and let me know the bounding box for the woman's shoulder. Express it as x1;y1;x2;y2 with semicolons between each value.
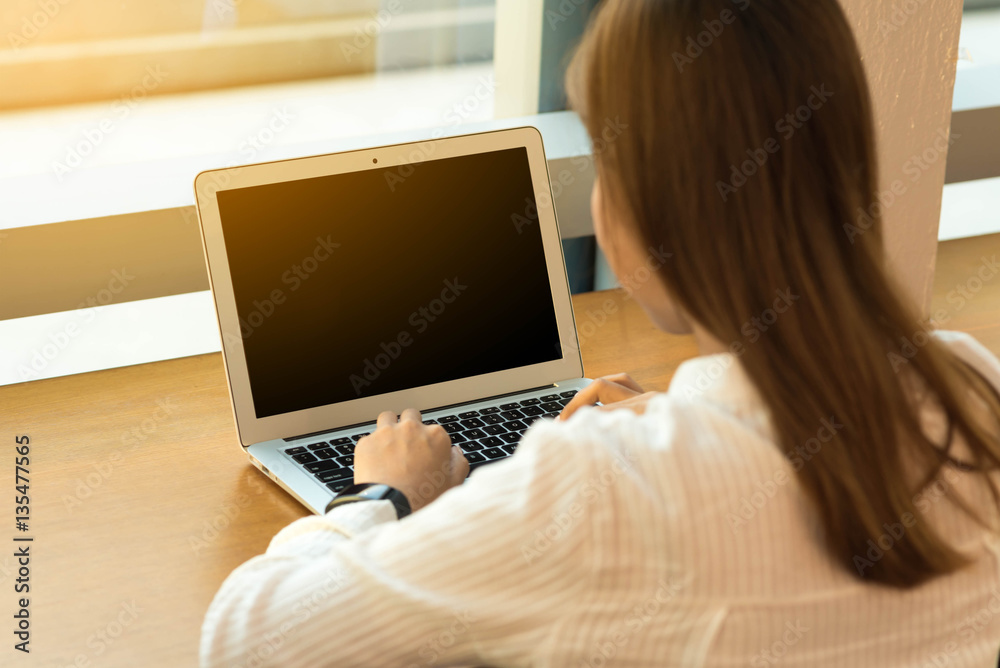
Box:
519;389;781;486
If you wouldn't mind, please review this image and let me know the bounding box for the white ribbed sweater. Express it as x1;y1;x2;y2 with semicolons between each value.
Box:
201;330;1000;667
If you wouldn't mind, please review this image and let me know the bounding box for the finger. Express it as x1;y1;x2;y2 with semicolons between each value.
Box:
560;382;603;420
399;407;422;424
376;411;398;429
450;445;470;484
603;372;645;394
560;377;639;420
596;392;652;416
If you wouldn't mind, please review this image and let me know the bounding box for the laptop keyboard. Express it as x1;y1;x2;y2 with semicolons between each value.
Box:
281;390;579;496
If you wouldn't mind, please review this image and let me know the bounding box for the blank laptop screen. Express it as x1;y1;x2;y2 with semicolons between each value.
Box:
216;146;563;419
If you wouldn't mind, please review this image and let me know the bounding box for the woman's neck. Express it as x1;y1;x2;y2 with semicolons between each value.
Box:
692;323;731;357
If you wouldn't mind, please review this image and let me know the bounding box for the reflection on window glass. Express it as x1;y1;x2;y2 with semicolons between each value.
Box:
0;0;495;111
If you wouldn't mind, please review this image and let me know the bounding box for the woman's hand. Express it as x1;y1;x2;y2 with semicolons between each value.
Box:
560;373;658;420
354;408;469;513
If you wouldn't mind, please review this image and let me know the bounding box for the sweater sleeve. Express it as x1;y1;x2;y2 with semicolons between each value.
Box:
199;418;605;668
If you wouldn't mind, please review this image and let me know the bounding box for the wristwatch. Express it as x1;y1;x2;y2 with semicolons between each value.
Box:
324;482;412;519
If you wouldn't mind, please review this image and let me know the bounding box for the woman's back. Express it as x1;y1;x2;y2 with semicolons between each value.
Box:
529;330;1000;667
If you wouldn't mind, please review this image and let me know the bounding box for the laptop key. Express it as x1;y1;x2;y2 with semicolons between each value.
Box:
462;440;483;452
292;452;317;464
499;403;520;410
483;424;506;435
442;422;463;434
465;451;487;464
541;394;560;402
335;454;354;467
463;428;487;439
482;414;504;425
540;402;562;412
480;406;500;415
560;390;578;398
334;443;354;456
458;411;480;419
521;406;544;416
558;398;573;407
331;437;352;446
306;460;341;473
505;420;527;432
482;447;506;459
481;436;503;447
307;442;329;450
438;415;459;423
450;432;467;443
314;448;337;460
326;480;352;494
544;412;561;419
317;468;352;482
460;418;485;429
351;433;370;442
500;409;523;420
286;446;307;455
519;398;540;406
422;419;438;425
501;444;517;455
522;415;541;426
498;432;520;444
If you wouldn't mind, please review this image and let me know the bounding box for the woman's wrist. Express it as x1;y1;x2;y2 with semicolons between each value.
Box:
324;482;412;519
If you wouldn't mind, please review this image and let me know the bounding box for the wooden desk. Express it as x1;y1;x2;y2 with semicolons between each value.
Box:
2;233;999;666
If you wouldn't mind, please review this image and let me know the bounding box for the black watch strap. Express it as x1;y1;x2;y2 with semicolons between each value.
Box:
324;483;412;519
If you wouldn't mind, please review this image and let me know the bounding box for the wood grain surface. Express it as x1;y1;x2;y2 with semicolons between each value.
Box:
0;233;998;666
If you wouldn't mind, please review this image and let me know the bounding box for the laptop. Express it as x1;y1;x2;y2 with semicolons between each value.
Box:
193;126;590;513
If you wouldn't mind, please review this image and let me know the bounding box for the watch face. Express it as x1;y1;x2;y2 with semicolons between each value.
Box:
357;485;391;500
338;482;378;497
327;482;411;519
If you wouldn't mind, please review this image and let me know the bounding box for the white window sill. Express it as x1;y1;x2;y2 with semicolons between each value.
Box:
0;62;501;229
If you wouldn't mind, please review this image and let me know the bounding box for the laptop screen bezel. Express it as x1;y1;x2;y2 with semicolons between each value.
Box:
194;126;584;447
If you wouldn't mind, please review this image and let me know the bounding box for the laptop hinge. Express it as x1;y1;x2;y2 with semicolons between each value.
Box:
283;383;557;442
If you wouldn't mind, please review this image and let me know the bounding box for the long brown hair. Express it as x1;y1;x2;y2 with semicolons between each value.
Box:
567;0;1000;587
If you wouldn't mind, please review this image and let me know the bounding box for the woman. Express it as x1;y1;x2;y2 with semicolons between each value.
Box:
201;1;1000;665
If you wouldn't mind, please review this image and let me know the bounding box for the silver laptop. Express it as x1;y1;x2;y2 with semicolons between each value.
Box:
194;126;590;513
